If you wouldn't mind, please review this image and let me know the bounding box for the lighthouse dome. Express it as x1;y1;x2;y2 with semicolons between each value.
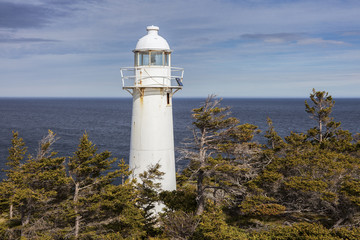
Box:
135;26;171;51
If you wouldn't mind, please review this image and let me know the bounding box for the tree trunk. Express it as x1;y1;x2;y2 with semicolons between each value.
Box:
196;170;205;216
20;205;30;238
9;203;13;219
319;117;323;143
196;130;207;216
74;182;80;239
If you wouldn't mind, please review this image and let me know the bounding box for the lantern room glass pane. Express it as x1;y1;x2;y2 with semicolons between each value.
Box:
134;52;139;66
136;51;170;66
151;52;163;65
141;53;149;65
164;53;169;66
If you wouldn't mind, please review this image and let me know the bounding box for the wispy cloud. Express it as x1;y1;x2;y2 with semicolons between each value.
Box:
241;33;346;45
297;38;345;45
341;31;360;36
241;33;303;43
0;2;59;29
0;37;58;43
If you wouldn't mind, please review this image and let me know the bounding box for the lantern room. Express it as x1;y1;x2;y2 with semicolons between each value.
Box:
134;51;170;66
120;26;183;94
133;26;172;67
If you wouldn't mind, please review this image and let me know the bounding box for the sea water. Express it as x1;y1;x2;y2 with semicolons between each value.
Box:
0;98;359;179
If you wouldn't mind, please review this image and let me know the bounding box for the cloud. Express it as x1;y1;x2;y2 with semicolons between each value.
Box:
240;33;346;46
241;33;303;43
0;1;78;30
0;36;58;43
297;38;345;45
341;31;360;36
0;2;55;29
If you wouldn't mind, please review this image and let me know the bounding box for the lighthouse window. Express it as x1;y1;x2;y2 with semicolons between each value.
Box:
136;52;169;66
134;52;139;66
151;52;163;66
164;53;169;66
167;93;170;105
140;53;149;65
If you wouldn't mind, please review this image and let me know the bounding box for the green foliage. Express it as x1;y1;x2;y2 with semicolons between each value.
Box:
255;144;360;225
162;210;199;239
341;178;360;206
69;132;117;184
249;222;343;240
0;131;147;239
240;195;286;216
305;89;335;123
331;227;360;240
182;95;262;215
136;163;165;237
0;130;69;239
68;132;129;238
83;183;145;239
0;131;27;217
264;117;285;151
160;189;197;213
249;89;360;228
193;201;247;240
6;131;27;169
94;232;127;240
305;88;337;143
249;223;360;240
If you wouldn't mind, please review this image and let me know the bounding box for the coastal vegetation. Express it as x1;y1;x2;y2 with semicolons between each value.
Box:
0;89;360;239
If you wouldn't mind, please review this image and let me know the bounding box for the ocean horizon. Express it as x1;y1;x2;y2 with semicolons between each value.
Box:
1;97;359;179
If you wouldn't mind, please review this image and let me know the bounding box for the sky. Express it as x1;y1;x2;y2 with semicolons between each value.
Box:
0;0;360;98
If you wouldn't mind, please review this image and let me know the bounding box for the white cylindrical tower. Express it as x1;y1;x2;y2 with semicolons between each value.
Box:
120;26;184;192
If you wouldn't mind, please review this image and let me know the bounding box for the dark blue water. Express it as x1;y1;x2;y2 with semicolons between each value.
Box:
0;98;359;179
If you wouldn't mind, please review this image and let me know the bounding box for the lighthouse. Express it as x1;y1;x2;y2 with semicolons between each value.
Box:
120;26;184;192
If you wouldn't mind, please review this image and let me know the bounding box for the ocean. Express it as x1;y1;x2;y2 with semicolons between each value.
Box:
0;98;359;179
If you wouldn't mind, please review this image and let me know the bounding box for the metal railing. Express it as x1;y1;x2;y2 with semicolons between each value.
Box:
120;67;184;89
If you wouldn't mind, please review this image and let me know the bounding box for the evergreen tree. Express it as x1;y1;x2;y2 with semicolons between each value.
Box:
136;163;165;237
305;88;337;143
264;117;285;151
0;131;27;239
193;201;247;240
250;90;360;227
1;130;68;239
21;130;68;239
80;160;145;239
162;210;199;240
2;131;27;220
68;132;119;238
181;95;261;215
248;222;358;240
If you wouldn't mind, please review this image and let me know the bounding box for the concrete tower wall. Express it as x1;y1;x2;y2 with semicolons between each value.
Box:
129;87;176;191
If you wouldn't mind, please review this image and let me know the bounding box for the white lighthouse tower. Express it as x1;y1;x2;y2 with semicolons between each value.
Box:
120;26;184;192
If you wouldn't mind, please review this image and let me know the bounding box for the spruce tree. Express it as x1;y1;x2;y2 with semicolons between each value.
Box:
1;130;68;239
181;95;261;215
305;88;336;143
264;117;285;151
136;163;165;237
68;132;119;238
250;90;360;227
82;159;145;239
3;131;27;220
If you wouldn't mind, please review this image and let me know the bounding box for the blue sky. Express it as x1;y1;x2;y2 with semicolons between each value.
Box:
1;0;360;98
